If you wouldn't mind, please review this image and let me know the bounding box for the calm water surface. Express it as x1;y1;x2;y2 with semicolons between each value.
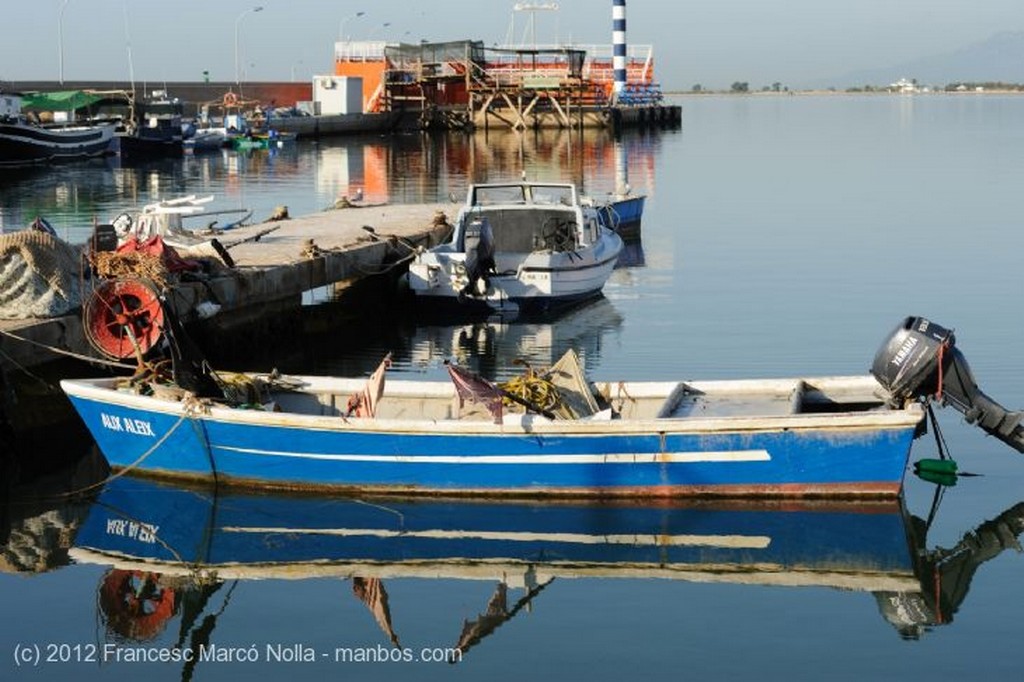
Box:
3;95;1024;680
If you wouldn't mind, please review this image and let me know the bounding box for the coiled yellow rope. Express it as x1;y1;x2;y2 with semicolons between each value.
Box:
498;373;561;412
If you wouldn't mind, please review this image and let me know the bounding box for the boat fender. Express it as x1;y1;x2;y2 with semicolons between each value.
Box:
111;212;134;240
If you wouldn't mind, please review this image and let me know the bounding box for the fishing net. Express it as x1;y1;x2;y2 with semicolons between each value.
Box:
92;250;170;289
0;231;84;319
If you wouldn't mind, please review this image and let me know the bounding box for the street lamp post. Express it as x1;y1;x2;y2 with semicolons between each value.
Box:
58;0;71;84
512;2;559;49
234;5;264;85
338;11;365;41
368;22;391;40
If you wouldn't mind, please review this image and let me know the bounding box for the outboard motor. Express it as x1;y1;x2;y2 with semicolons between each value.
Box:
872;316;1024;453
461;216;496;298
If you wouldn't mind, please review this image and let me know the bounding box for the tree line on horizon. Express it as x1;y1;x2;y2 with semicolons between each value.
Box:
679;81;1024;94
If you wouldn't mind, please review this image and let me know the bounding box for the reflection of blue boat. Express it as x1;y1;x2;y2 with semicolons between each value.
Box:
71;476;917;589
57;478;1024;648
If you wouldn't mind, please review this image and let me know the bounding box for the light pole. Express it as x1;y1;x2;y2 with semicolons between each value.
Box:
234;5;264;85
338;11;365;41
58;0;71;84
368;22;391;40
512;2;558;49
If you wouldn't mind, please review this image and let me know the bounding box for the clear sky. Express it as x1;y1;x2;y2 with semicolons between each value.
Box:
1;1;1020;90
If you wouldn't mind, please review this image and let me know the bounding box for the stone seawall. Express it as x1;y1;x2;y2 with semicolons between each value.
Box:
5;81;313;115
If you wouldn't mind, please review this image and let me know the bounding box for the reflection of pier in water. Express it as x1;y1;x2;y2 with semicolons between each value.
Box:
315;127;663;208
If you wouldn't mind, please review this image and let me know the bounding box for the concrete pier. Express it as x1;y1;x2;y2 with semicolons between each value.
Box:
0;202;455;374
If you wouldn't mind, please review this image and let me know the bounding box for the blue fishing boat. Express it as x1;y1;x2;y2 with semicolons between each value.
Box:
598;193;646;239
60;316;1024;498
60;368;921;497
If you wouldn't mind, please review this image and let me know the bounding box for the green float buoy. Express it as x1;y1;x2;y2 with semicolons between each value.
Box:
913;458;958;486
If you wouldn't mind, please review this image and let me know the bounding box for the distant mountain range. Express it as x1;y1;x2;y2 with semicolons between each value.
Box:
816;31;1024;89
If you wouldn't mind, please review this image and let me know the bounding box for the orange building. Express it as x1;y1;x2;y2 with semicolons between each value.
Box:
334;39;660;122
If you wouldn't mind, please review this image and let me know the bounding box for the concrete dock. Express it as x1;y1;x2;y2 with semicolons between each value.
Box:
0;202;455;374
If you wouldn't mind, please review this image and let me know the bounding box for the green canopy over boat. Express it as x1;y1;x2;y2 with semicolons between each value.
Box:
20;90;116;112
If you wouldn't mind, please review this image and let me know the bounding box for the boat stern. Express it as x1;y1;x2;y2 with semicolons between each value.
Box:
408;248;467;297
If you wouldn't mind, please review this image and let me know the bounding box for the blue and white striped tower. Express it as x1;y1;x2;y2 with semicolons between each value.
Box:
612;0;627;101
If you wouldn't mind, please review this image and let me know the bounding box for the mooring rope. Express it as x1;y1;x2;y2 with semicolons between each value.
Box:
354;250;418;276
0;343;53;390
0;327;136;370
39;411;191;500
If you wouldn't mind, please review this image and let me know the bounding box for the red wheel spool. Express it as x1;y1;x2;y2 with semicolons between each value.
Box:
84;278;165;360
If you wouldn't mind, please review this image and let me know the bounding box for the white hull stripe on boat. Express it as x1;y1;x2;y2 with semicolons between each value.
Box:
212;447;772;464
521;255;620;274
219;526;771;550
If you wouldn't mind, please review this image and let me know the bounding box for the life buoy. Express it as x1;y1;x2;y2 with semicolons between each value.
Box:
99;570;176;641
223;92;238;107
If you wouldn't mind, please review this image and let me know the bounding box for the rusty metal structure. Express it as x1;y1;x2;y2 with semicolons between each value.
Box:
334;39;669;130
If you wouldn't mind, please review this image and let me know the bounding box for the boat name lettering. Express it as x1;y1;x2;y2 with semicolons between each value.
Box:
106;518;160;544
890;336;918;367
100;412;156;437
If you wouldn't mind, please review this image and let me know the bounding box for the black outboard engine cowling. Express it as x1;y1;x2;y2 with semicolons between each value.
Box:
872;317;955;401
872;316;1024;453
461;216;496;298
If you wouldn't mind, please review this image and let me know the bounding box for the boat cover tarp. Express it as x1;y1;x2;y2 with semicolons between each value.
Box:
20;91;109;112
545;349;601;419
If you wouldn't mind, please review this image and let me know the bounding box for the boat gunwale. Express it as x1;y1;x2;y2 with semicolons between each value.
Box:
67;547;921;592
60;375;925;437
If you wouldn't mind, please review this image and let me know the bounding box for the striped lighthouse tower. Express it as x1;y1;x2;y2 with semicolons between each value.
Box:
612;0;627;101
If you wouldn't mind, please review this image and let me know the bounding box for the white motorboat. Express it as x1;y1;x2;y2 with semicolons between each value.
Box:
407;181;624;315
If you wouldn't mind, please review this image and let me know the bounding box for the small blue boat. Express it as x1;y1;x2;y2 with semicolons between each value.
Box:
60;365;924;498
598;193;646;239
64;317;1024;499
